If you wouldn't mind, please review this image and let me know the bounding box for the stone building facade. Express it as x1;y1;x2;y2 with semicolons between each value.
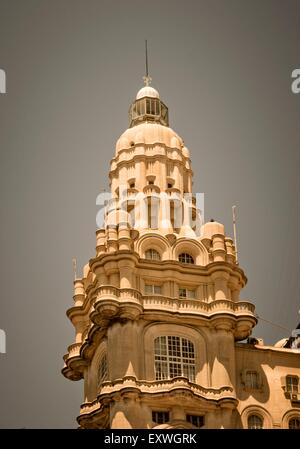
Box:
62;82;300;429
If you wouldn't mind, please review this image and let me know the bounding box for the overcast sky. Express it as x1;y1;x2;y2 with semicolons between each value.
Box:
0;0;299;428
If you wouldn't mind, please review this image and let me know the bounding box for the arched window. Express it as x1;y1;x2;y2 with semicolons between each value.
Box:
178;253;194;264
248;414;263;429
154;336;195;382
289;418;300;429
145;249;161;261
98;354;108;387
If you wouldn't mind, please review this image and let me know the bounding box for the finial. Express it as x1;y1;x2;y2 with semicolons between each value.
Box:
72;257;77;281
143;40;152;86
232;205;239;264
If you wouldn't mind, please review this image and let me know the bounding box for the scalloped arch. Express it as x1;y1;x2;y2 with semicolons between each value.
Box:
281;408;300;428
173;238;209;266
135;233;171;260
240;404;273;429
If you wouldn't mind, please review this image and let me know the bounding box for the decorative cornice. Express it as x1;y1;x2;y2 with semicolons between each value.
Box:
110;143;191;167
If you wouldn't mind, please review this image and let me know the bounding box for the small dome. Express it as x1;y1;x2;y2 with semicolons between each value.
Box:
201;220;225;239
136;86;160;100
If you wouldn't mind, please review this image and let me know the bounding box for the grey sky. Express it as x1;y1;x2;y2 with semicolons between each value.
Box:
0;0;299;428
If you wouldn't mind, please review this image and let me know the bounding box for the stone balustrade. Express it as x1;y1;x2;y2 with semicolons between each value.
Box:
79;377;235;416
94;286;255;317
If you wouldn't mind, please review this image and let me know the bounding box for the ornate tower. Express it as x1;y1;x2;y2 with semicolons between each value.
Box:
62;80;257;429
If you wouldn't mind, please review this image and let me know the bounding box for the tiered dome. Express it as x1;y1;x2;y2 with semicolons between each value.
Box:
116;122;184;154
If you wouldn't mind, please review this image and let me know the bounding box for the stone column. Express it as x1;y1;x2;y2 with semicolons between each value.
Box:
210;323;235;389
107;321;140;380
110;394;147;429
136;158;146;191
212;234;226;262
107;227;118;252
159;192;172;233
173;164;180;190
96;228;106;256
73;279;85;307
118;259;135;289
134;192;148;230
118;224;131;251
211;271;229;300
109;272;119;287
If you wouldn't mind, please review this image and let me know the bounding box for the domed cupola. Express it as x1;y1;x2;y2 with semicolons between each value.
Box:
129;82;169;128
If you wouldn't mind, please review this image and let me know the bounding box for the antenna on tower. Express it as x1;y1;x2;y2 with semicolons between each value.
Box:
145;39;149;77
72;257;77;281
143;40;152;86
232;205;239;264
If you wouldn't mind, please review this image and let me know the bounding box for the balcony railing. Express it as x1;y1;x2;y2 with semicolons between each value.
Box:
94;286;255;317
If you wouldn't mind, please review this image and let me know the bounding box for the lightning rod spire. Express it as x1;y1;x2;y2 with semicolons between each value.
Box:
232;205;239;264
143;40;152;86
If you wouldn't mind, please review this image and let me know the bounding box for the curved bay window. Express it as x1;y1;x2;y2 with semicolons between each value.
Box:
178;253;194;265
248;414;263;429
154;336;195;382
145;249;161;261
129;96;169;127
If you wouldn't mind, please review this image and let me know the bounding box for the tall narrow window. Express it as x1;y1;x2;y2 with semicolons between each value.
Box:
286;376;299;393
178;253;194;264
98;354;108;387
248;414;263;429
154;336;195;382
245;371;259;389
145;249;161;261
